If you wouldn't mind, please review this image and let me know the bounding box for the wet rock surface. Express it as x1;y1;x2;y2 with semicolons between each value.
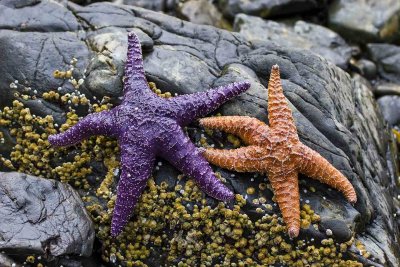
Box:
349;59;377;80
0;0;399;266
0;253;21;267
328;0;400;43
0;172;95;259
377;96;400;126
118;0;167;11
217;0;321;19
375;83;400;97
177;0;230;28
0;0;81;31
234;14;353;69
367;43;400;84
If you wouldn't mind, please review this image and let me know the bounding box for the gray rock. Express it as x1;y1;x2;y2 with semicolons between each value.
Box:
0;253;21;267
217;0;321;19
234;14;352;69
177;0;230;29
116;0;176;12
0;30;90;108
367;43;400;83
319;218;353;243
328;0;400;43
375;83;400;97
0;172;95;257
349;59;377;80
0;0;80;32
0;1;399;266
352;73;376;94
117;0;163;11
377;95;400;126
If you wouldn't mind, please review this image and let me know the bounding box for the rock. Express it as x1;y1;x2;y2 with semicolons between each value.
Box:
177;0;230;29
0;1;399;266
217;0;321;19
68;0;108;5
352;73;376;95
375;83;400;97
234;14;352;69
367;43;400;83
377;95;400;126
0;30;90;108
116;0;176;12
349;59;377;80
117;0;163;11
328;0;400;43
319;218;353;243
0;253;21;267
0;172;95;257
0;0;80;31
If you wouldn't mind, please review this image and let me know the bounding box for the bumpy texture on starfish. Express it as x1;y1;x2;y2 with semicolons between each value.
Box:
199;65;357;238
48;32;250;237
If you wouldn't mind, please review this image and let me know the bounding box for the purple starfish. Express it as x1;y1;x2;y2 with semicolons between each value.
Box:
48;32;250;236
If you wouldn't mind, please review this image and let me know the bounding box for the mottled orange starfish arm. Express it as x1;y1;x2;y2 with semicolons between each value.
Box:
268;65;298;141
297;145;357;203
269;171;300;238
203;146;267;173
199;116;269;145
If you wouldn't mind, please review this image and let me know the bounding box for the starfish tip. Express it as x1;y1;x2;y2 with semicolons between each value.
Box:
272;64;279;70
288;226;300;239
47;134;55;142
47;134;58;146
213;187;235;202
225;190;235;200
231;80;251;92
242;81;251;88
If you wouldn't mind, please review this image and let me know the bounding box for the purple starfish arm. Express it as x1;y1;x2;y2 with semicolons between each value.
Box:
159;123;234;201
111;137;156;237
123;32;152;100
48;110;116;146
170;81;251;126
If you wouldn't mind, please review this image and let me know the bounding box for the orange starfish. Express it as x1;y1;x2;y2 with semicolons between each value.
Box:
199;65;357;238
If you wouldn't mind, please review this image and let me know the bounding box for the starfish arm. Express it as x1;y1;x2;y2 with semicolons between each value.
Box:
199;116;270;145
203;146;267;173
123;32;151;99
267;65;298;141
48;110;115;146
111;143;155;237
296;145;357;203
171;81;251;126
159;124;234;201
268;171;300;238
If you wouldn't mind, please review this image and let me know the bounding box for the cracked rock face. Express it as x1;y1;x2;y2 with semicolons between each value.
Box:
0;172;95;257
367;43;400;84
0;0;399;266
377;95;400;127
118;0;168;11
177;0;229;28
328;0;400;43
217;0;321;19
233;14;353;69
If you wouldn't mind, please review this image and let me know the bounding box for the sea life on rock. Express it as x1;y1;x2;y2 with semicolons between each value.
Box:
200;64;357;238
0;99;363;267
48;32;251;237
